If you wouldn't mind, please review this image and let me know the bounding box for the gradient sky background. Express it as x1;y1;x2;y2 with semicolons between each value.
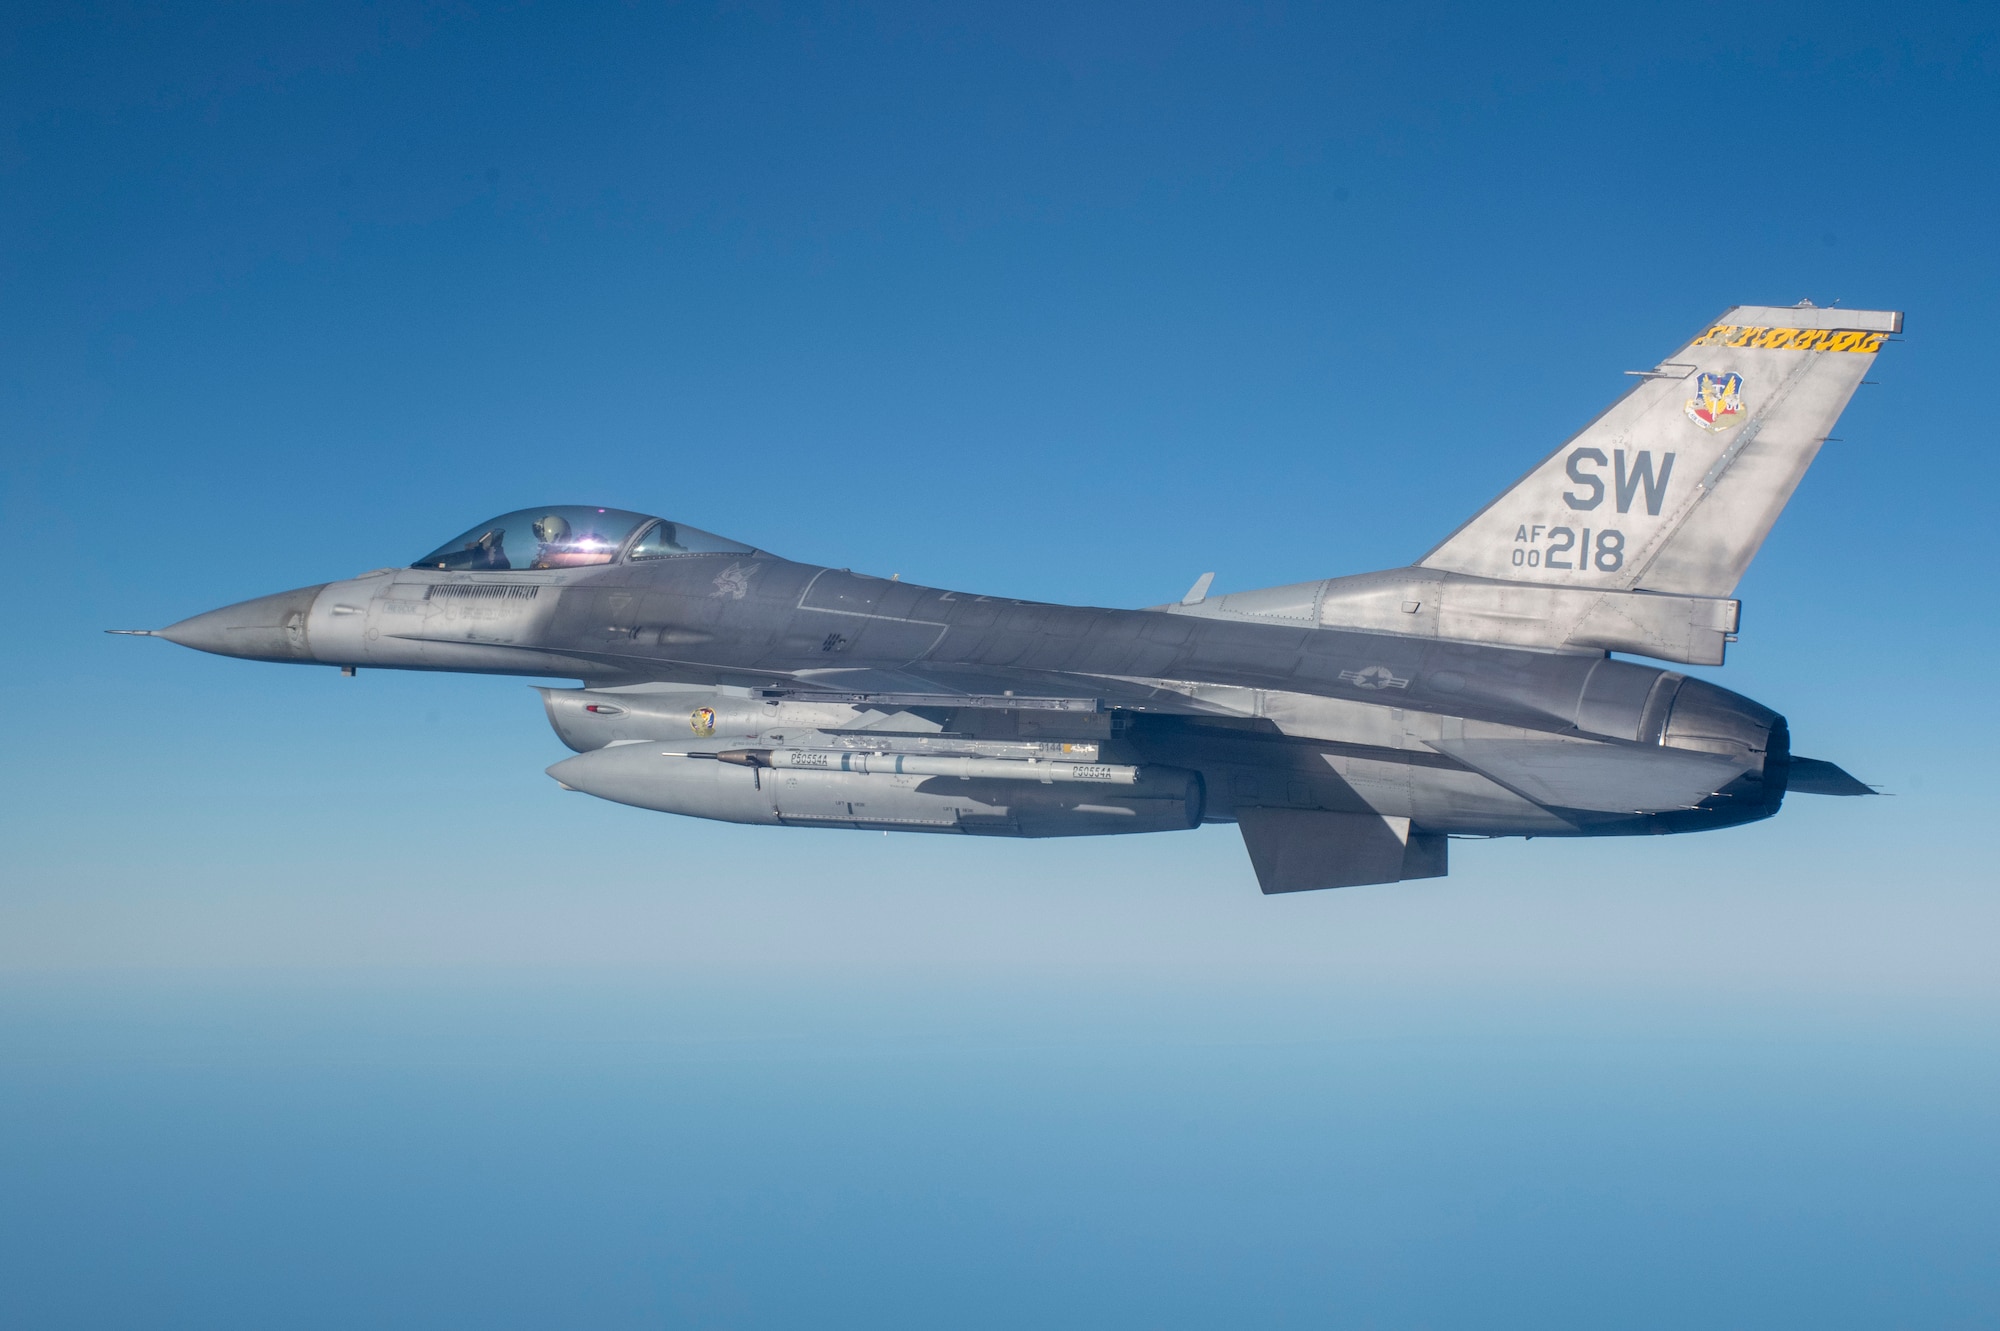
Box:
4;3;1999;1327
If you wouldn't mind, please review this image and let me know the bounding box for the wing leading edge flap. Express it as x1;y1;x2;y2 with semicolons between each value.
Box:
1237;809;1448;894
1429;737;1749;813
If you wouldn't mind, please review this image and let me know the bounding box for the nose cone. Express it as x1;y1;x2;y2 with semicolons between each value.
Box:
158;584;329;662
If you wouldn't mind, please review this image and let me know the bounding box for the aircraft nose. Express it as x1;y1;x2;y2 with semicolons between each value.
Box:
157;584;329;662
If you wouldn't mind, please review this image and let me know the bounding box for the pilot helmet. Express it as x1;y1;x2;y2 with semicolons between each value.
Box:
532;514;572;545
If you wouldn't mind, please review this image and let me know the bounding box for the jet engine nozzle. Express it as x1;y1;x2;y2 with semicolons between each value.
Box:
1658;676;1792;819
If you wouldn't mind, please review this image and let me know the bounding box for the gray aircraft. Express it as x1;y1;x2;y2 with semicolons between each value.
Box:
117;303;1890;893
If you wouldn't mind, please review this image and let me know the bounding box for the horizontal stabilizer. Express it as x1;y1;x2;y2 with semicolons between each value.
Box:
1787;756;1877;796
1429;738;1748;813
1237;808;1448;893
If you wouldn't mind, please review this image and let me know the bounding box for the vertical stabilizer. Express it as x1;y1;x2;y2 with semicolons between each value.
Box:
1419;305;1899;598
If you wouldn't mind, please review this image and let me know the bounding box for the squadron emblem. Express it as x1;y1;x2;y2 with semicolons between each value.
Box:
690;707;717;737
712;563;754;600
1684;372;1746;433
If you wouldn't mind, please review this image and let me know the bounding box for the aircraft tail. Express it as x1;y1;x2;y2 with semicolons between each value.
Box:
1418;304;1900;598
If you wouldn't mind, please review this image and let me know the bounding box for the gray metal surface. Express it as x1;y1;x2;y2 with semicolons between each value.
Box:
118;303;1893;892
1236;809;1448;895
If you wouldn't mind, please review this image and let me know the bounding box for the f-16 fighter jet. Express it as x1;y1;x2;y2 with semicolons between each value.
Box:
118;303;1889;893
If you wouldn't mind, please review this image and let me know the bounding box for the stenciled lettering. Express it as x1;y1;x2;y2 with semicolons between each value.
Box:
1563;447;1606;510
1508;527;1626;574
1594;530;1626;571
1614;449;1675;516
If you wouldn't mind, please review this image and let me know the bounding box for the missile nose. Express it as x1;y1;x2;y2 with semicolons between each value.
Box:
546;745;657;803
157;584;329;662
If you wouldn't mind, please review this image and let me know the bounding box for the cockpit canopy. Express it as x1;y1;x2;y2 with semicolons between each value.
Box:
412;506;755;572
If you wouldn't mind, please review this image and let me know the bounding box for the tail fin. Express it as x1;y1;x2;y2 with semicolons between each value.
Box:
1419;304;1899;598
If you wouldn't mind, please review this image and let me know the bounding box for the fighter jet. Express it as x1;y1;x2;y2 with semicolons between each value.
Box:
117;303;1889;893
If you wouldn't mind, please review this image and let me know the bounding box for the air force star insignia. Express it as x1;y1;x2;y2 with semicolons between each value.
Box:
1340;665;1409;691
1684;371;1746;433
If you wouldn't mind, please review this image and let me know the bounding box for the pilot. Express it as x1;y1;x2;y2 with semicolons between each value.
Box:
530;513;616;569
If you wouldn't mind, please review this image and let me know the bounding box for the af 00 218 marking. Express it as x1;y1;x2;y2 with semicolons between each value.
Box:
1512;526;1625;571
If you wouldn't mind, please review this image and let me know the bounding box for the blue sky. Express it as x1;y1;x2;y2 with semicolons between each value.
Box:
4;3;1999;1325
